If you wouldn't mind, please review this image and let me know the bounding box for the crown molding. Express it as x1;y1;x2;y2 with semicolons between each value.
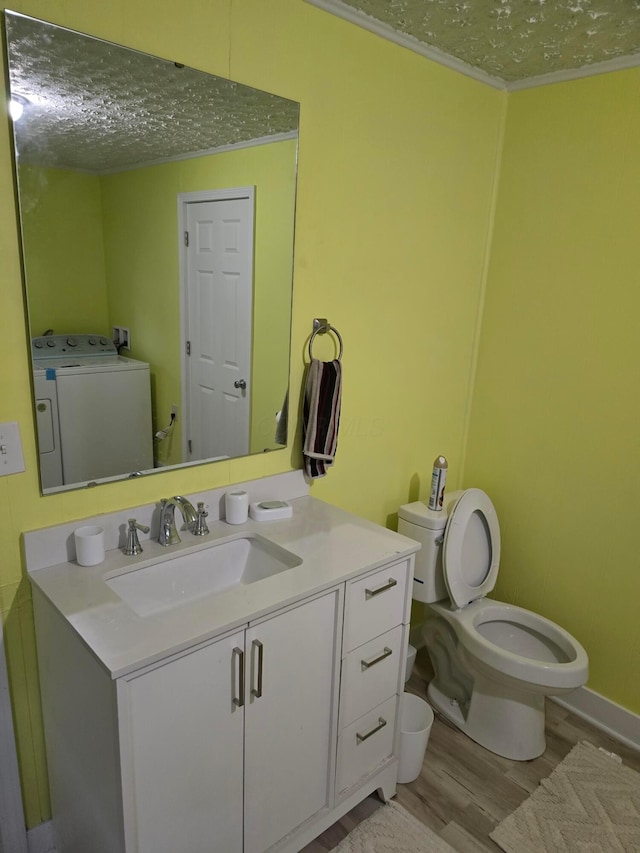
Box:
305;0;640;94
506;52;640;91
96;131;299;176
304;0;506;90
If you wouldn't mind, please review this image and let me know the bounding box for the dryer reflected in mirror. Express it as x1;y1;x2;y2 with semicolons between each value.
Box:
4;11;299;493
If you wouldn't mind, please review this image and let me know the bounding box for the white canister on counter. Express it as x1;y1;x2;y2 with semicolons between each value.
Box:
427;456;448;511
225;490;249;524
74;525;105;566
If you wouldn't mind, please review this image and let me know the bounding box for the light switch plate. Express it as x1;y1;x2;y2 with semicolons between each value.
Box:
0;422;26;476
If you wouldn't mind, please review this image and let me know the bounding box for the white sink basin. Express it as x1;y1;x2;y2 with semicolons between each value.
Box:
105;535;302;617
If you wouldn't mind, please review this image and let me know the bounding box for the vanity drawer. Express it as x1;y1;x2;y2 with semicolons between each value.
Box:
343;560;409;652
337;695;397;794
340;625;404;728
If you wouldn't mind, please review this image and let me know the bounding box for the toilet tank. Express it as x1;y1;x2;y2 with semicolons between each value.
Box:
398;492;462;604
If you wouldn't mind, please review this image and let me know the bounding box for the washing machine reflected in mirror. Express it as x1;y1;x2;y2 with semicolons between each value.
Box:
32;335;153;491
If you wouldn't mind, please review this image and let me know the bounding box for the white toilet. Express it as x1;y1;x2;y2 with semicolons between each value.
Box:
398;488;588;760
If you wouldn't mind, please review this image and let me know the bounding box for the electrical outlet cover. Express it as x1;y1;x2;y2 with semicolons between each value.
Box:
0;422;26;476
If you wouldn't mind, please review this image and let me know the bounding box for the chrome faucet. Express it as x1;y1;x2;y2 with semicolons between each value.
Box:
158;496;198;546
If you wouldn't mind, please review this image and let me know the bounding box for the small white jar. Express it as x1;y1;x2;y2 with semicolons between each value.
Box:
74;525;105;566
225;490;249;525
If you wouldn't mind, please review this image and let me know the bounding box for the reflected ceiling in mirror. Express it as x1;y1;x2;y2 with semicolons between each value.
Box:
5;11;299;494
7;12;299;172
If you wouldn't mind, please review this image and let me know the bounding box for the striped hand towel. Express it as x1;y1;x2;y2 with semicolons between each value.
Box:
302;358;342;479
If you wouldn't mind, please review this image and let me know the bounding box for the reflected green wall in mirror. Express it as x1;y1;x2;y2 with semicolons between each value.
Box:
19;167;110;335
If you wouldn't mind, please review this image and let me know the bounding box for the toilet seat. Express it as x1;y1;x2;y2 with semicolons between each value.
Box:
442;599;589;690
443;488;501;609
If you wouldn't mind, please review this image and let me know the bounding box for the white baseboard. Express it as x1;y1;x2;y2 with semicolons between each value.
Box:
551;686;640;752
27;821;55;853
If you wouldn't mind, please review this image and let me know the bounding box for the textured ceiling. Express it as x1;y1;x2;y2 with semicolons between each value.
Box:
309;0;640;86
5;12;299;174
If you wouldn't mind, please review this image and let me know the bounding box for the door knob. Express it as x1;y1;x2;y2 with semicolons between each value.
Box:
234;379;247;390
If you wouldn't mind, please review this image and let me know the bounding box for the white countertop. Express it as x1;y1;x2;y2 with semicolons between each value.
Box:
28;496;420;679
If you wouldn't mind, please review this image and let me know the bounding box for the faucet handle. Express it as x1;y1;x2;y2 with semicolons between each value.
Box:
124;518;151;556
193;502;209;537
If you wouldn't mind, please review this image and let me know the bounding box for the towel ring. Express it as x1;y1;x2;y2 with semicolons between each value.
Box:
308;321;343;361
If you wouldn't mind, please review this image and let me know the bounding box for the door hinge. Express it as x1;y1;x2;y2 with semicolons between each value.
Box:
188;439;192;454
184;230;189;247
186;340;191;356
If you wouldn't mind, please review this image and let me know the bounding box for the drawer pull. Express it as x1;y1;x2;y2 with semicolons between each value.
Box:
361;647;393;670
232;647;244;708
251;639;264;699
356;717;387;743
365;577;397;599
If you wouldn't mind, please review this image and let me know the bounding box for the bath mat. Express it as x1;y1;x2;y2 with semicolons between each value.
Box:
490;740;640;852
334;800;455;852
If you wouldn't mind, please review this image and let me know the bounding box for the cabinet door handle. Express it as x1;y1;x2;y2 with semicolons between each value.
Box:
251;639;263;699
364;577;397;599
361;647;393;669
232;646;244;708
356;717;387;743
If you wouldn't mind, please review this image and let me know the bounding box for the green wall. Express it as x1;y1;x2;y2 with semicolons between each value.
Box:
464;68;640;715
101;137;296;463
17;166;110;336
0;0;524;829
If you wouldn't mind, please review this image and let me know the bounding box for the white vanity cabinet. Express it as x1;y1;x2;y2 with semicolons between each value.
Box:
118;588;340;853
33;588;341;853
29;498;418;853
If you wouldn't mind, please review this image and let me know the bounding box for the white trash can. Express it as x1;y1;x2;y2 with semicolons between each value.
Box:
404;643;417;683
397;692;434;784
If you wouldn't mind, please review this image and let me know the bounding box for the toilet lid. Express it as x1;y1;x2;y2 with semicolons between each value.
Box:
443;488;501;609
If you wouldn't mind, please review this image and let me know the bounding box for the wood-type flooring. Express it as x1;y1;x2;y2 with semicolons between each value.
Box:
303;647;640;852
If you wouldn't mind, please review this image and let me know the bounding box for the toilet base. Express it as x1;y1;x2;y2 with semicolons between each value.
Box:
427;671;546;761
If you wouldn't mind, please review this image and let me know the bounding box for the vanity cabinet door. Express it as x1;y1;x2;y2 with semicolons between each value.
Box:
119;629;245;853
243;590;340;853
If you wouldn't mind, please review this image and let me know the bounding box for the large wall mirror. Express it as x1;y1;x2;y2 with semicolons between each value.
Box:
4;11;299;494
